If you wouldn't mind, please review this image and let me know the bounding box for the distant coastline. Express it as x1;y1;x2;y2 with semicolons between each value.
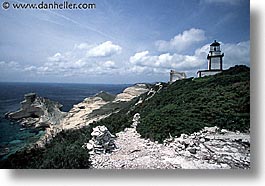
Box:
0;83;130;159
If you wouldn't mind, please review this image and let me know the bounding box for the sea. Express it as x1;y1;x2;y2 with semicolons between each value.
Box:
0;82;130;159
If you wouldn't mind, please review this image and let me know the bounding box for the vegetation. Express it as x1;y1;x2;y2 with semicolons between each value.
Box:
136;65;250;142
0;127;92;168
0;65;250;168
0;99;135;168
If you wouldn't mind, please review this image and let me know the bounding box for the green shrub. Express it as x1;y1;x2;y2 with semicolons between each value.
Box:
136;65;250;142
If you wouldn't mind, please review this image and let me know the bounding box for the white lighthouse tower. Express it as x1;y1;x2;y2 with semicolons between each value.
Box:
197;40;224;77
207;40;224;70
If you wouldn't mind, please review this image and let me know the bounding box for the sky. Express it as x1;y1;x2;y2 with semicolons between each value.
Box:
0;0;250;84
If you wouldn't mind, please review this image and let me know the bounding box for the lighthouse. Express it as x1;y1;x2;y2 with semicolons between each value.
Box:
207;40;224;71
197;40;224;77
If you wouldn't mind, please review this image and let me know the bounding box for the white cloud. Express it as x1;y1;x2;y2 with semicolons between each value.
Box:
24;66;37;72
74;43;92;50
86;41;122;57
47;52;65;62
0;61;21;70
128;40;249;76
20;41;122;77
129;51;150;64
127;66;149;74
129;50;205;74
98;60;117;69
221;41;250;68
155;28;206;52
1;39;249;80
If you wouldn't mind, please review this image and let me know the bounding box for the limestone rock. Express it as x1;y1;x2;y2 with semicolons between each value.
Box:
163;126;250;169
6;93;65;128
220;129;229;134
114;84;149;102
7;93;42;119
62;85;150;130
61;96;109;130
132;113;140;128
85;126;116;154
145;83;163;101
202;126;219;134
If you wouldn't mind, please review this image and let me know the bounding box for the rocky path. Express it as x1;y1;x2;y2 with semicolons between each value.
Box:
92;127;173;169
90;126;179;169
90;127;222;169
89;114;250;169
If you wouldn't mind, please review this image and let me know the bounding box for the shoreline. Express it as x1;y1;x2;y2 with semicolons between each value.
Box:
3;83;151;153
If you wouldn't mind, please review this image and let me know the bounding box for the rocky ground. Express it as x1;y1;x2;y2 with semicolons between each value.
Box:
89;114;250;169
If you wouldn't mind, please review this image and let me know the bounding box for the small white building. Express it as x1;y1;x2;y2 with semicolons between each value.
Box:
197;40;224;77
169;70;186;83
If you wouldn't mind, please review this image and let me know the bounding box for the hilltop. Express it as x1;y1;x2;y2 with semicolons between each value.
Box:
137;65;250;142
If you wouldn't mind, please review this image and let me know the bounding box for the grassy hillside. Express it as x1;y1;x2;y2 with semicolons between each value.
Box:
136;65;250;142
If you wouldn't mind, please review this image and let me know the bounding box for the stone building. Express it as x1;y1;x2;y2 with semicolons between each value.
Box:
169;70;186;83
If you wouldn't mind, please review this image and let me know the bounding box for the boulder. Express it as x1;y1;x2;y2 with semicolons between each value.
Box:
200;138;206;143
180;134;188;139
85;125;116;154
187;147;197;154
203;126;219;134
220;129;229;134
132;113;140;128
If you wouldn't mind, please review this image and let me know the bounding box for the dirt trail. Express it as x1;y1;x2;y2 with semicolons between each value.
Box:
89;125;220;169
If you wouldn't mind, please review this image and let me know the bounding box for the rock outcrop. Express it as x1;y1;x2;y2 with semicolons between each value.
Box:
114;84;149;102
6;93;66;128
61;95;110;130
61;84;150;130
164;126;250;169
132;113;140;128
85;126;116;154
7;93;43;120
145;83;163;101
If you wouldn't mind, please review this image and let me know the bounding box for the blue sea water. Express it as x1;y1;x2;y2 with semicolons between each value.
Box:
0;82;130;159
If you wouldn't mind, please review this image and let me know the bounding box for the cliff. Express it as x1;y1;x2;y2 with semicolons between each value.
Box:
114;83;150;102
6;93;66;128
61;83;149;130
30;84;149;148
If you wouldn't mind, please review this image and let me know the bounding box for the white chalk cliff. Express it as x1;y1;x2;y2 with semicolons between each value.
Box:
61;84;149;130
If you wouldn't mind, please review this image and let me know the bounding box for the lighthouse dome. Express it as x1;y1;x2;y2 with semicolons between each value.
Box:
210;40;220;46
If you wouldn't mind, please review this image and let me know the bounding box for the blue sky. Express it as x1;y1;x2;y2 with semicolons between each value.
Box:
0;0;250;84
